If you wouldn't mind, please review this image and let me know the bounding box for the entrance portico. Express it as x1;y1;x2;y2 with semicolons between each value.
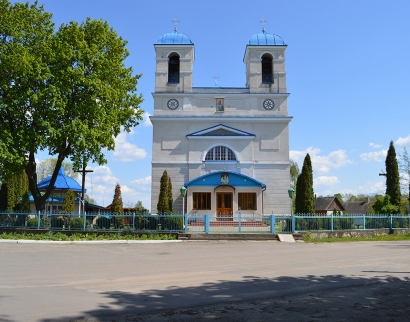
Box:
184;171;266;220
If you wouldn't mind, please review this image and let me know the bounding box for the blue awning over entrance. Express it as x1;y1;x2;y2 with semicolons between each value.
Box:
184;171;266;188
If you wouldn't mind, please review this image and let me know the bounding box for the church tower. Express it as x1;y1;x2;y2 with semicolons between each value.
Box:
150;24;292;216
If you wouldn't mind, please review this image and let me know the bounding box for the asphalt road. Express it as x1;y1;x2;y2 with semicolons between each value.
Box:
0;240;409;321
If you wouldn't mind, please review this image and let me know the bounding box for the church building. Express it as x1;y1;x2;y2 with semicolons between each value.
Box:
150;25;293;218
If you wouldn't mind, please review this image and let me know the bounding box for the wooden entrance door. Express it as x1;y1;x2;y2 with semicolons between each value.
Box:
217;192;233;221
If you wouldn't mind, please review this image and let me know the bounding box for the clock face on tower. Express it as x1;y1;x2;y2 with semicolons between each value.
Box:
263;99;275;110
167;99;179;110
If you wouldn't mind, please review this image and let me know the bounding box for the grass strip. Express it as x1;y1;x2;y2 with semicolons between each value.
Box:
0;231;177;241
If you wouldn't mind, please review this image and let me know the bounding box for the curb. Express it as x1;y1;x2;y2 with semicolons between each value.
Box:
0;239;184;244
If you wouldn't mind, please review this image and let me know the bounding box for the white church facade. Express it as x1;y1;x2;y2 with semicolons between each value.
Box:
150;27;293;218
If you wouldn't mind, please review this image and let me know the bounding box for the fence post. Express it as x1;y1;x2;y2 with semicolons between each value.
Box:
83;212;86;231
238;212;241;233
363;214;366;230
132;212;135;231
37;211;41;229
184;213;188;233
389;215;393;230
292;215;296;233
205;214;210;234
331;214;334;231
270;215;276;234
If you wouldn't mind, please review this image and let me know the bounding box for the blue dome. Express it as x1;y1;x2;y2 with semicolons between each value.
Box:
156;31;193;44
249;31;285;46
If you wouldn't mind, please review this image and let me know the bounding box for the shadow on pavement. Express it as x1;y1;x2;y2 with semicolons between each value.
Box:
39;274;410;322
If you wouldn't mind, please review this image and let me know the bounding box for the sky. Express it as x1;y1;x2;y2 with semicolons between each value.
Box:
23;0;410;210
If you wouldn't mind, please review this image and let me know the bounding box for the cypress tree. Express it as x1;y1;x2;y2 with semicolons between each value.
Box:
167;177;173;213
111;183;124;213
295;154;315;214
385;141;401;208
157;170;170;214
62;190;75;213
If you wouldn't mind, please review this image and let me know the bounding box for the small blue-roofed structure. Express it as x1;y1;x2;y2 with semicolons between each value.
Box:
37;168;82;193
248;31;286;46
156;31;193;45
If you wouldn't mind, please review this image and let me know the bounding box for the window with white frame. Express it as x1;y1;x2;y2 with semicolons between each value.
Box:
205;146;236;161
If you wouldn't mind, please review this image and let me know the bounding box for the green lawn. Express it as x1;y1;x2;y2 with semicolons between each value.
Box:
304;232;410;243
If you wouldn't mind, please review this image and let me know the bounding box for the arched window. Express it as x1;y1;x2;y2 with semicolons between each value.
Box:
205;146;236;161
168;54;180;83
261;54;273;83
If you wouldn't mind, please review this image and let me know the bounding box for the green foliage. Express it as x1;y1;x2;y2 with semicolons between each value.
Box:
68;216;84;229
0;1;143;212
0;171;29;211
385;141;401;208
372;195;399;214
157;170;171;214
62;190;75;213
295;154;315;214
111;183;124;213
135;200;149;214
290;159;299;189
334;193;343;203
167;177;173;213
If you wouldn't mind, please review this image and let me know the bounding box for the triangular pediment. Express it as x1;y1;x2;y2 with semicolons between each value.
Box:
187;124;255;139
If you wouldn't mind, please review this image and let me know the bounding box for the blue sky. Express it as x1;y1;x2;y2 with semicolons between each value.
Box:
26;0;410;210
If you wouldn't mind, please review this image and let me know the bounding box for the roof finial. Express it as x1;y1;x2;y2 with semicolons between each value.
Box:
213;74;220;86
259;16;268;32
172;17;180;32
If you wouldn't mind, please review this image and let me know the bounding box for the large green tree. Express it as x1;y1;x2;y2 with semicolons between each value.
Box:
157;170;171;214
385;141;401;208
0;1;143;211
294;154;315;214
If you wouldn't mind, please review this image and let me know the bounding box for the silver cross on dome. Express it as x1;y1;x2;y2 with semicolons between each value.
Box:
172;17;180;31
259;16;268;32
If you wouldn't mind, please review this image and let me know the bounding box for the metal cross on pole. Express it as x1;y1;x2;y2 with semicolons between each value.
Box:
75;160;93;214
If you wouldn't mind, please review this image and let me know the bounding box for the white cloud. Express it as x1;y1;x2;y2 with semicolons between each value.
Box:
395;134;410;147
369;143;382;149
360;149;387;162
315;176;340;187
143;112;152;127
290;147;353;174
132;176;152;186
339;180;385;196
113;131;147;162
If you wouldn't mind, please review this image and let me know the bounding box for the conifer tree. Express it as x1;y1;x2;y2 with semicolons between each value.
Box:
111;183;124;213
167;177;173;213
294;154;315;214
385;141;401;208
0;171;29;211
62;190;75;213
157;170;170;214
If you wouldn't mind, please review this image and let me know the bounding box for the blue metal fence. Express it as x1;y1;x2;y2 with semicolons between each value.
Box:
0;211;409;234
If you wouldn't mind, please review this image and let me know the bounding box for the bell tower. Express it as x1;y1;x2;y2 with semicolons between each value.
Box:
243;24;287;93
154;28;194;93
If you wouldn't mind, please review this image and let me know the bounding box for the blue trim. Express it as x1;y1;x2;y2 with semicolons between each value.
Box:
187;124;255;137
184;170;266;188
